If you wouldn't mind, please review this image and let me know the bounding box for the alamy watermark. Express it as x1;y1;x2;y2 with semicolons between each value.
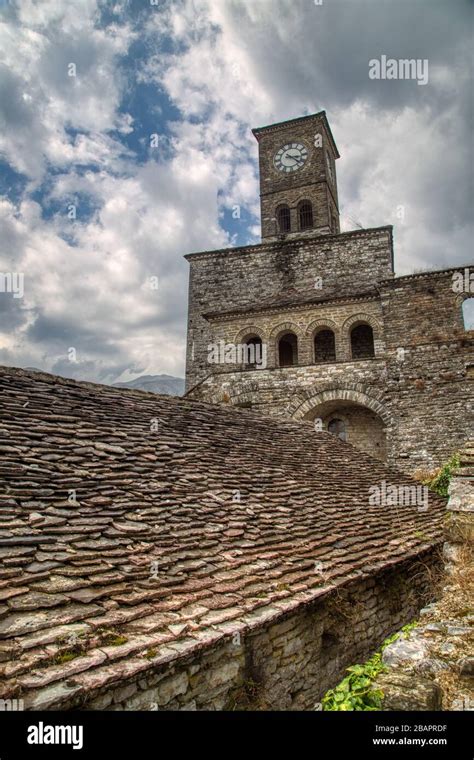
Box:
0;698;24;711
451;268;473;294
207;341;267;369
0;272;24;298
369;56;429;86
369;479;429;511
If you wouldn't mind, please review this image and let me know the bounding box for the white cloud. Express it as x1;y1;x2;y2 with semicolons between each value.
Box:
0;1;133;180
0;0;471;383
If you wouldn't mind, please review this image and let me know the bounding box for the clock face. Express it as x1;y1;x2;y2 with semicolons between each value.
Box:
274;142;308;173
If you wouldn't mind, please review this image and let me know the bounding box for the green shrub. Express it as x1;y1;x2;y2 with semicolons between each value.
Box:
322;623;417;711
322;651;385;711
423;453;460;497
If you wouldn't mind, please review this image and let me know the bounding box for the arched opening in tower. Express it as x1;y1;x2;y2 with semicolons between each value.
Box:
350;324;375;359
314;329;336;362
278;333;298;367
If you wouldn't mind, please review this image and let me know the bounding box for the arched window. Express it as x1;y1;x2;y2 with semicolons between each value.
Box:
328;418;347;442
462;298;474;330
314;329;336;363
278;332;298;367
298;200;313;231
276;205;291;234
242;335;263;368
351;323;375;360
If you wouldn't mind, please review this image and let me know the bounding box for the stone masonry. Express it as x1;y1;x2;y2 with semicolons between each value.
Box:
185;112;474;472
372;442;474;711
93;554;440;712
0;367;446;710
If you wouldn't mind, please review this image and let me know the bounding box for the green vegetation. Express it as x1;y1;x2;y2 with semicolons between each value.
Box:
400;621;418;638
104;634;128;646
54;651;81;665
422;453;460;497
322;651;385;711
322;623;418;711
96;628;128;646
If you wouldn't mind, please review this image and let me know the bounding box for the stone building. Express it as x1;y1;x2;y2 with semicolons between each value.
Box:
185;112;474;472
0;367;445;710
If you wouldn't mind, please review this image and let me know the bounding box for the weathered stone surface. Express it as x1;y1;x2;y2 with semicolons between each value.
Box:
373;671;443;711
113;682;137;704
23;681;83;710
155;672;189;706
458;657;474;676
205;660;241;689
7;592;68;611
0;605;101;639
382;636;428;667
19;650;107;689
448;479;474;513
0;586;29;601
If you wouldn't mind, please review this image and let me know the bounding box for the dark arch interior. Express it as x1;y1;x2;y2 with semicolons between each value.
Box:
278;332;298;367
277;206;291;233
314;329;336;362
298;201;313;230
351;323;375;359
242;335;262;366
328;418;347;441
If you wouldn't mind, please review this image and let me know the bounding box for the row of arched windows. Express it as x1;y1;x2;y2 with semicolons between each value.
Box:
278;324;374;366
277;201;313;234
276;200;339;234
243;323;375;368
236;300;473;371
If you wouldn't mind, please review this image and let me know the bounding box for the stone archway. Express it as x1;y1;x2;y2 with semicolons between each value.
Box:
291;387;391;462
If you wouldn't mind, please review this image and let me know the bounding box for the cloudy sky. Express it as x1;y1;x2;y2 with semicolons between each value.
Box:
0;0;472;383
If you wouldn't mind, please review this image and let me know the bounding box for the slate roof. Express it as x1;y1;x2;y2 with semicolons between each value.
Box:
203;286;379;321
0;366;445;709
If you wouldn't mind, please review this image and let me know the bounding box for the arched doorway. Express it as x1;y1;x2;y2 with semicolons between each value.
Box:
302;397;387;462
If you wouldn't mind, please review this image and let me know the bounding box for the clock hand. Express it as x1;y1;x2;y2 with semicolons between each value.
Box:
285;154;303;166
285;152;304;166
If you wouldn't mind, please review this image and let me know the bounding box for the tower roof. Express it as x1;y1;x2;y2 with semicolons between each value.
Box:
252;110;340;158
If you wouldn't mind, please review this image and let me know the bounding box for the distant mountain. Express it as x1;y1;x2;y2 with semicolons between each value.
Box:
113;374;184;396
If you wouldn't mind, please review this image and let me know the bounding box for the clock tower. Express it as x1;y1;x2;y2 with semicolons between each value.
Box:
252;111;340;240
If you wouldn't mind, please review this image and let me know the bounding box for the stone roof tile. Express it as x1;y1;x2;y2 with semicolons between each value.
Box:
0;366;445;707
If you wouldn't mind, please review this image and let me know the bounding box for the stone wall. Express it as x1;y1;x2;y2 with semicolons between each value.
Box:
185;226;394;390
320;404;387;461
204;297;385;367
187;267;474;472
372;444;473;711
379;271;473;471
77;551;441;712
